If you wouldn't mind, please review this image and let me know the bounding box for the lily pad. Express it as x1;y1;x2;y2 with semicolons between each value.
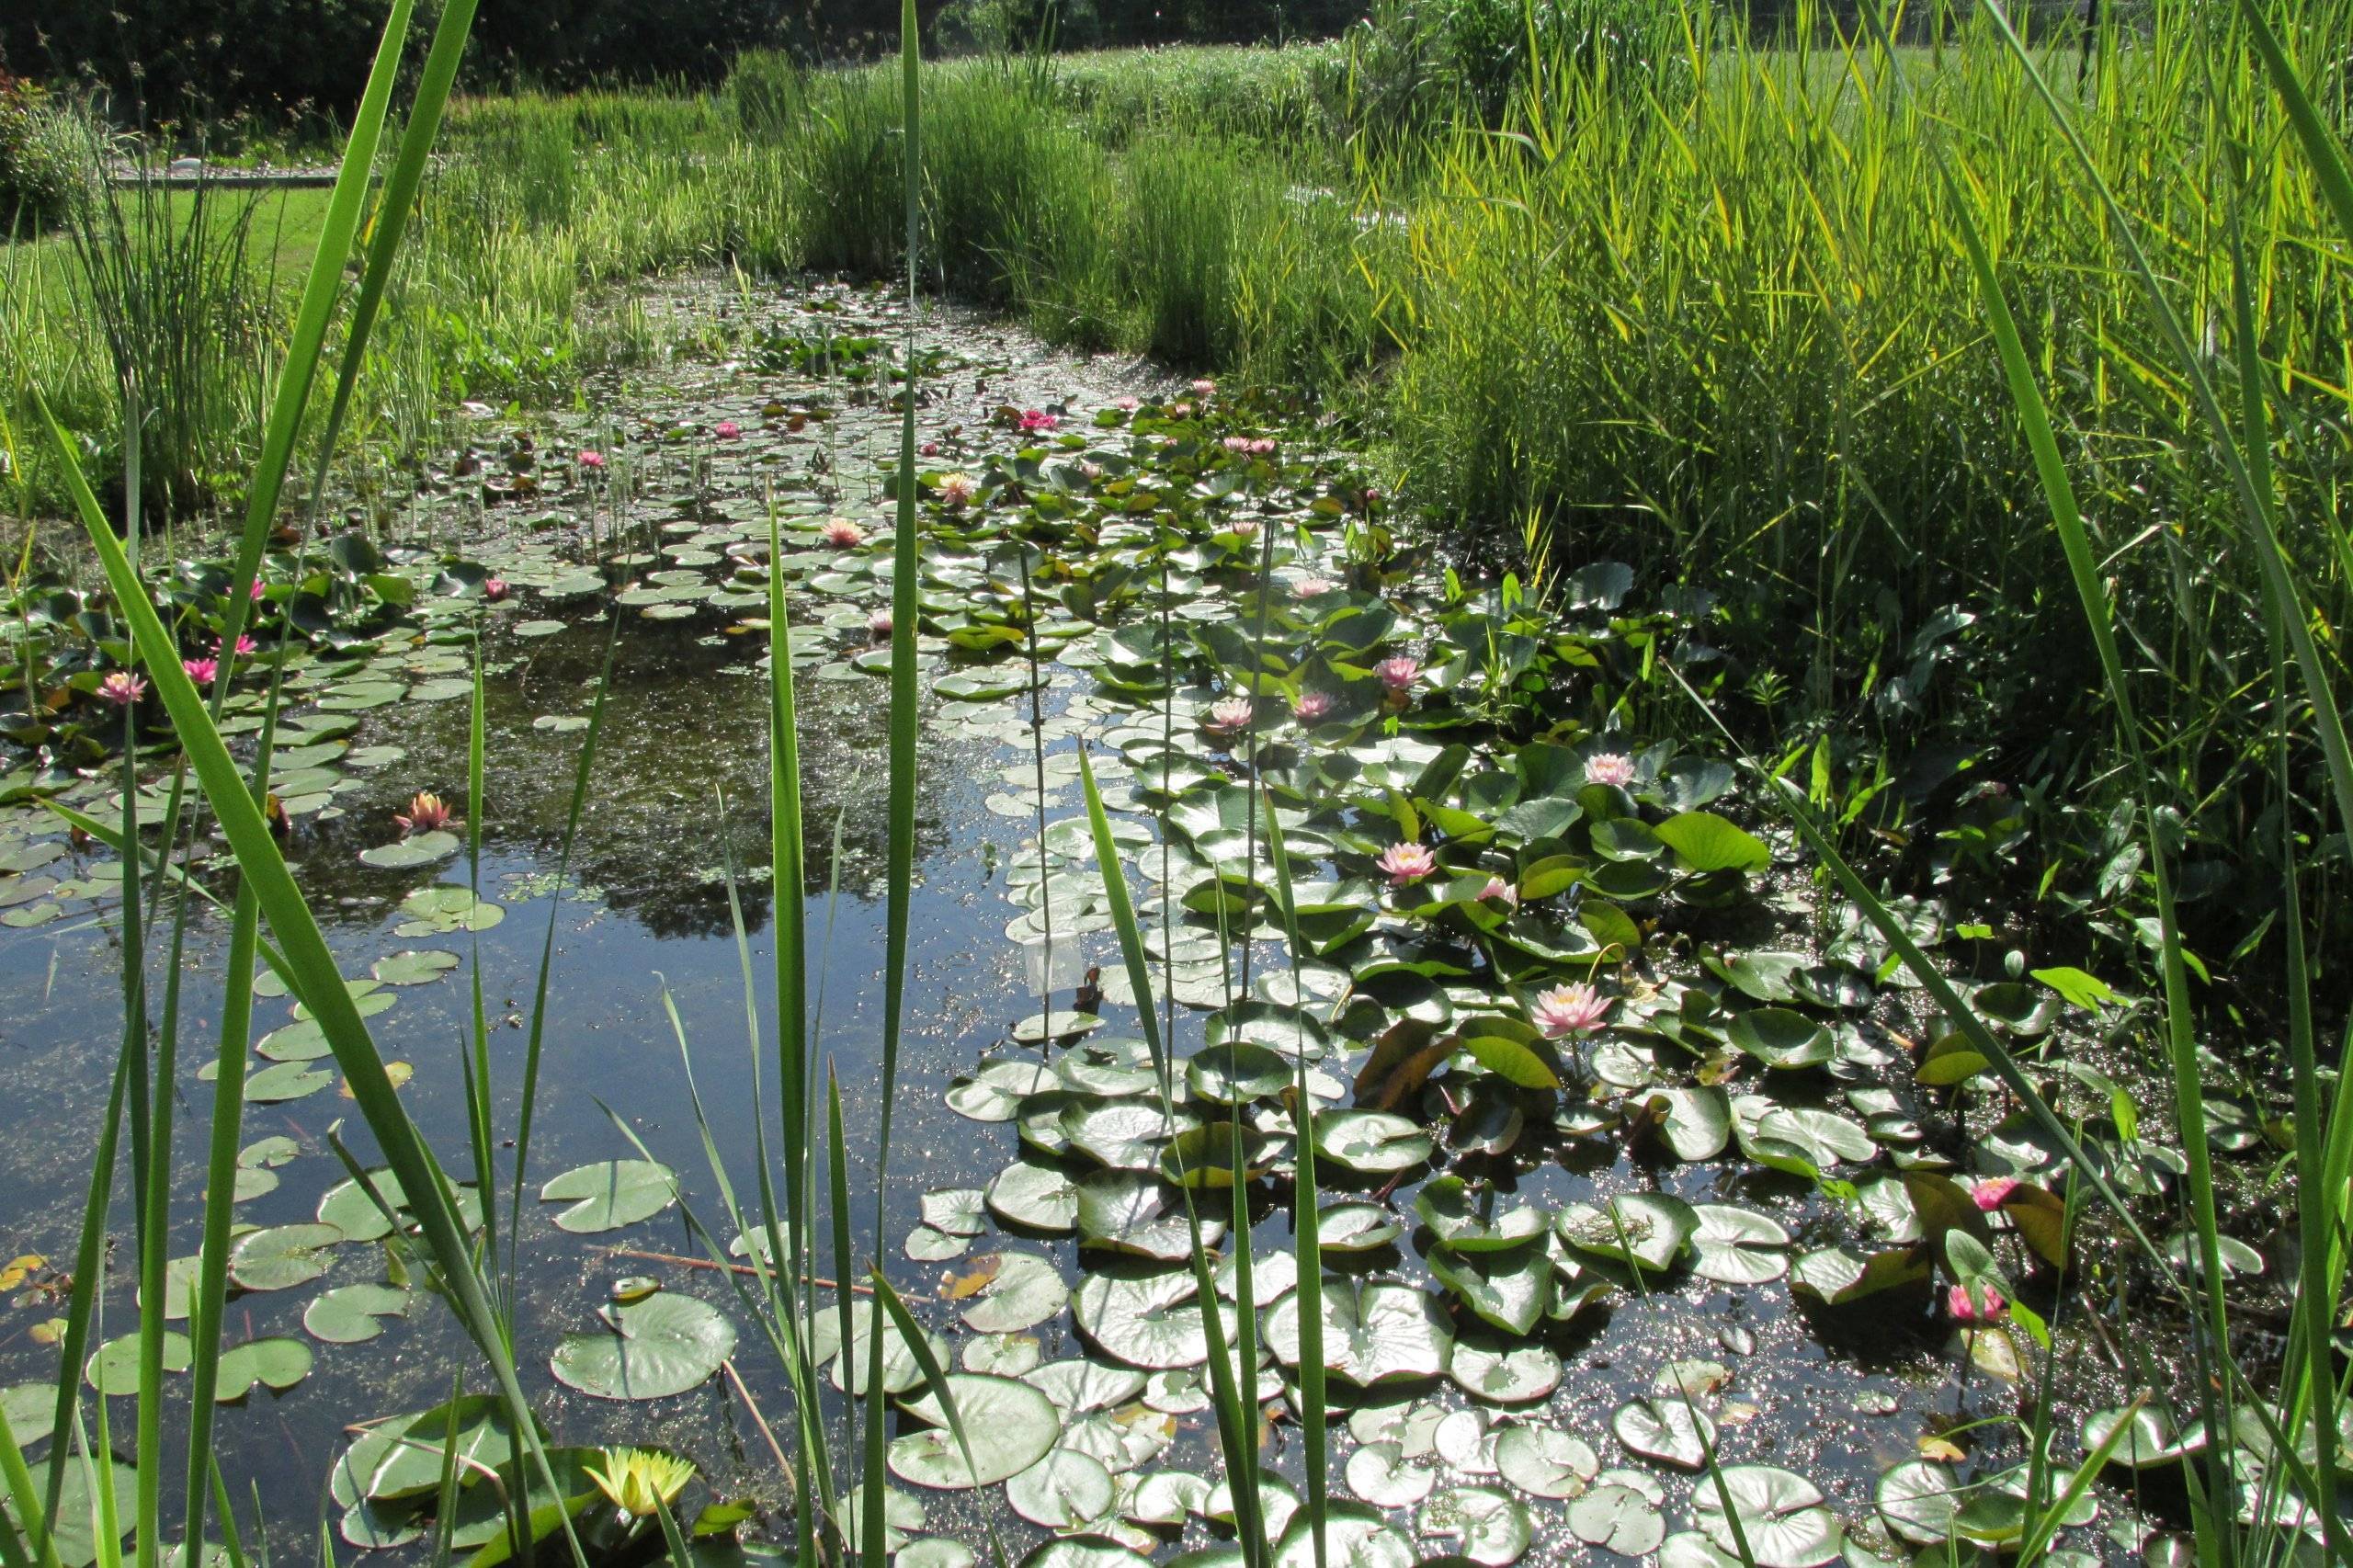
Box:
539;1160;678;1233
229;1223;341;1291
213;1336;313;1401
550;1292;736;1400
1006;1449;1117;1530
304;1283;411;1345
1313;1110;1434;1175
1273;1501;1411;1568
987;1159;1080;1233
1567;1482;1665;1556
886;1374;1061;1489
1611;1395;1717;1470
1262;1278;1451;1386
1418;1485;1531;1567
951;1251;1068;1335
1691;1465;1843;1568
1494;1425;1599;1499
1346;1441;1435;1507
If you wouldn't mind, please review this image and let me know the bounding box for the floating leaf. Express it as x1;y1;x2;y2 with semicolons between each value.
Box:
1689;1204;1791;1286
1448;1335;1563;1404
1073;1267;1220;1370
1611;1395;1716;1469
88;1331;192;1393
1728;1008;1834;1071
987;1159;1080;1233
956;1250;1068;1334
1263;1278;1451;1386
1272;1501;1411;1568
1494;1426;1598;1499
539;1160;678;1233
1874;1460;1961;1545
1788;1246;1931;1305
229;1223;341;1291
887;1373;1060;1489
1313;1110;1434;1175
550;1292;735;1400
1554;1194;1696;1273
1691;1465;1843;1567
214;1336;313;1401
1567;1482;1665;1556
1419;1485;1532;1567
1346;1441;1435;1507
303;1283;410;1345
1654;812;1770;873
1007;1448;1118;1529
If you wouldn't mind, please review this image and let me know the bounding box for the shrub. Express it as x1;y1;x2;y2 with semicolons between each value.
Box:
0;74;83;234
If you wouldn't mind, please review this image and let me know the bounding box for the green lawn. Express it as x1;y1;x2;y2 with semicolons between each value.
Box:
2;185;335;315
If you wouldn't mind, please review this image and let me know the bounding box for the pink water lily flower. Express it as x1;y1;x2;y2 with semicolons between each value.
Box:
1018;409;1059;433
1203;697;1255;740
1222;436;1254;453
1971;1176;2022;1211
393;791;460;836
1113;397;1140;412
220;634;258;658
182;658;218;687
1190;379;1216;399
1377;842;1438;887
920;440;941;457
1249;438;1277;456
98;671;147;707
1480;875;1519;908
714;421;741;440
937;472;978;508
247;577;267;601
577;449;606;470
1227;517;1261;544
1079;460;1104;482
1948;1282;2006;1323
1167;402;1193;418
820;518;867;549
1293;576;1335;598
1292;690;1335;723
868;608;893;637
1584;752;1637;788
483;578;510;603
1375;656;1419;693
1531;982;1609;1038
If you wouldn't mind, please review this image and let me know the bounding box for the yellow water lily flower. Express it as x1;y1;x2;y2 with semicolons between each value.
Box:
585;1447;696;1520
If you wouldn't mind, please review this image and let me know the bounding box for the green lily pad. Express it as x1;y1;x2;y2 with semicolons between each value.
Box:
1006;1449;1117;1529
1419;1485;1532;1567
550;1292;736;1401
1690;1465;1843;1568
1728;1008;1835;1071
1611;1395;1716;1469
1273;1501;1411;1568
1494;1425;1599;1499
304;1283;411;1344
87;1331;193;1393
886;1373;1060;1489
539;1160;678;1233
229;1223;341;1290
1263;1278;1450;1386
1313;1110;1434;1175
986;1159;1080;1233
954;1250;1068;1334
214;1336;313;1401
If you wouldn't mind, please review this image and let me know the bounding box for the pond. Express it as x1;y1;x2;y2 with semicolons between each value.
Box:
0;277;2214;1568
